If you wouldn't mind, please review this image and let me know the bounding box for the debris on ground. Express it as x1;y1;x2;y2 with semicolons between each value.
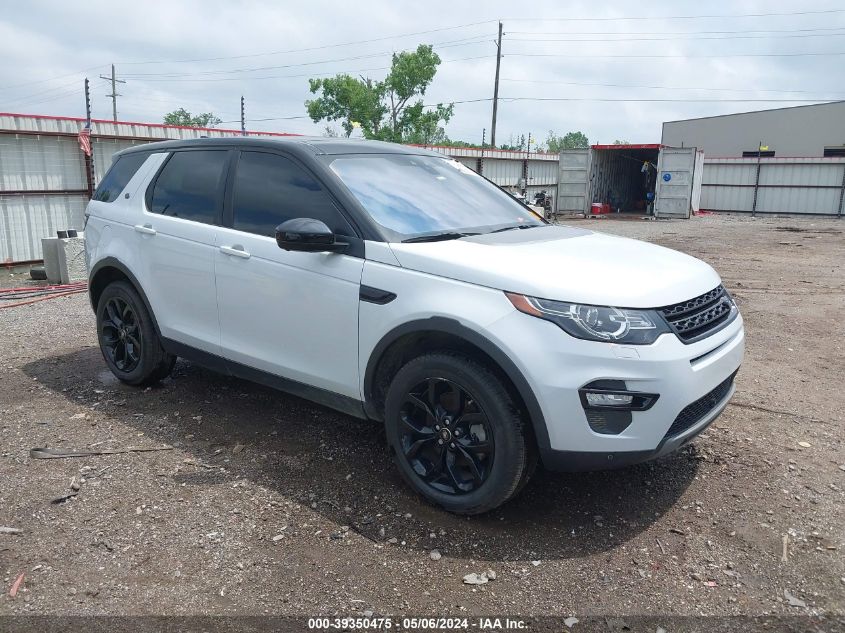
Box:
30;445;174;459
783;589;807;608
0;527;23;535
9;573;24;598
462;572;493;585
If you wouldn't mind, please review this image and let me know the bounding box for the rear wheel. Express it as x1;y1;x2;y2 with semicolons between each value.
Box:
96;281;175;386
384;352;534;515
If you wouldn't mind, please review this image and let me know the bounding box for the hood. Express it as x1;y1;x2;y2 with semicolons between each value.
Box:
388;225;721;308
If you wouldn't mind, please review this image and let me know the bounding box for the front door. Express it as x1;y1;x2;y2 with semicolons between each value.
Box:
214;150;364;399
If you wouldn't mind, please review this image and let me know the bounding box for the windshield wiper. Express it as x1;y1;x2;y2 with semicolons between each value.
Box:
488;224;541;234
402;231;479;243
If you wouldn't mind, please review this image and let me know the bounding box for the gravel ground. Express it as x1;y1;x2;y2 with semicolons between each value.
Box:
0;214;843;621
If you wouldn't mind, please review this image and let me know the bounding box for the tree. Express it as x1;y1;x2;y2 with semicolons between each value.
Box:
613;139;630;145
306;44;453;143
163;108;222;128
499;133;526;151
545;130;590;152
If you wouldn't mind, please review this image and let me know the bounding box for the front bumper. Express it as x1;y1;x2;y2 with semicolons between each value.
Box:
485;309;745;471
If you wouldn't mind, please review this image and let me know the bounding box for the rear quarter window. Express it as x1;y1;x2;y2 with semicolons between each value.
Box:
93;152;151;203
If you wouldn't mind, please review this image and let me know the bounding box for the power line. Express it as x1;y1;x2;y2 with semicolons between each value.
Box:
501;8;845;21
119;55;494;83
238;96;842;124
499;97;842;103
499;78;845;96
506;26;845;36
506;32;845;43
507;51;845;59
0;65;107;91
119;38;492;79
116;21;496;65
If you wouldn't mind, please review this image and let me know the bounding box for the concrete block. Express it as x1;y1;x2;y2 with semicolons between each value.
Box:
41;237;62;283
56;235;87;284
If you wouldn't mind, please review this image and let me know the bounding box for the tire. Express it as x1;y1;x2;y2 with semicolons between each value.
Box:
30;266;47;280
96;280;175;386
384;352;535;515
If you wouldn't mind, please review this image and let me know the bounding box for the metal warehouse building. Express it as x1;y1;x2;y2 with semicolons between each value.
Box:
662;101;845;158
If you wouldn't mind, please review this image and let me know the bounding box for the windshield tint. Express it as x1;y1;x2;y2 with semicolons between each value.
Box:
329;155;544;240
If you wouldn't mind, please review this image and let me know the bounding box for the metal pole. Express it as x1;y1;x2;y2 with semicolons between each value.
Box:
479;128;486;176
83;78;94;198
751;140;762;217
837;163;845;218
241;96;246;136
490;21;503;148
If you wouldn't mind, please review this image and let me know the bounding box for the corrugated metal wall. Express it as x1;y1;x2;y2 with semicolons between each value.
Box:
701;157;845;216
0;113;298;263
0;115;560;263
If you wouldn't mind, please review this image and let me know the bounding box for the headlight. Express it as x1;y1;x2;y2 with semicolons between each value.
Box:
506;293;671;345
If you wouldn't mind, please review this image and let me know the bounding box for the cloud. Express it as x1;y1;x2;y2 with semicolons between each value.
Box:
2;0;843;144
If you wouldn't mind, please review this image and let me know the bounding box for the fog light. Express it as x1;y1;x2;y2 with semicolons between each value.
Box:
585;392;634;407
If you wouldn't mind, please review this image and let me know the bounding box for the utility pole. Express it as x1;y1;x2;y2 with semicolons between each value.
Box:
490;21;503;148
240;96;246;136
99;64;126;122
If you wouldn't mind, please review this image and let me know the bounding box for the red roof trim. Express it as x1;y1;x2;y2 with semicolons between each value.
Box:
591;143;662;150
0;111;300;137
407;143;559;157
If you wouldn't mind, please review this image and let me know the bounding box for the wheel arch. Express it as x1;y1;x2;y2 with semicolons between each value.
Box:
88;257;161;335
363;317;551;454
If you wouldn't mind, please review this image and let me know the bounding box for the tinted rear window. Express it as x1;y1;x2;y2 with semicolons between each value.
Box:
93;153;150;203
150;150;228;224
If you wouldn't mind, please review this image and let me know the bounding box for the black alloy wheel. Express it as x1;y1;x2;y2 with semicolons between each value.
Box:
384;352;535;515
100;296;142;373
96;280;176;386
398;377;494;495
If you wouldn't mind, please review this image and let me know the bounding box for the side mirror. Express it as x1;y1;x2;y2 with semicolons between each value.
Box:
275;218;348;253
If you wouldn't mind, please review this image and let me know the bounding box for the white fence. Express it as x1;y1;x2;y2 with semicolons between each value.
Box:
701;156;845;216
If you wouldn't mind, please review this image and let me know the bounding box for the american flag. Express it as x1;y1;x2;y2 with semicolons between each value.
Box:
78;121;92;156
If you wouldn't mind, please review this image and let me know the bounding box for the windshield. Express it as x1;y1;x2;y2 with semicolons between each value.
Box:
329;154;545;240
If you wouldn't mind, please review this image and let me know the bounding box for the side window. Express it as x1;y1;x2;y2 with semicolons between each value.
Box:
92;152;150;202
231;151;354;237
150;150;228;224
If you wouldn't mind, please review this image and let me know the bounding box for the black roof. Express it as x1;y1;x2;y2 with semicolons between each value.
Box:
119;136;442;158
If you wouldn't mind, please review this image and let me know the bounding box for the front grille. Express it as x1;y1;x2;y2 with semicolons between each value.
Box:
659;285;736;343
664;371;737;440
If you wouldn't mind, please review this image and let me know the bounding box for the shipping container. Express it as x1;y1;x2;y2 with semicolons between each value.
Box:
558;145;704;219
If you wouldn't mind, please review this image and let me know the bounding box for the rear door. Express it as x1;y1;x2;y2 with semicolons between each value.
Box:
557;149;592;214
137;149;230;354
213;149;364;399
654;147;698;219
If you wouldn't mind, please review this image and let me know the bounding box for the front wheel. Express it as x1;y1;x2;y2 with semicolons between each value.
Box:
384;352;535;515
96;280;175;386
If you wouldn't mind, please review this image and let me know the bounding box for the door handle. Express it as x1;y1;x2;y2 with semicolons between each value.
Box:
133;223;157;235
219;245;251;259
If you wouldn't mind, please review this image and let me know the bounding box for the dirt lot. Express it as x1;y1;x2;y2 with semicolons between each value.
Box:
1;214;843;622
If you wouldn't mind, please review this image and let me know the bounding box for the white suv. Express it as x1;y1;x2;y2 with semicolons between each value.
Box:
85;138;744;514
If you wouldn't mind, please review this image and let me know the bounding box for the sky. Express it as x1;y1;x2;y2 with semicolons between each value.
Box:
2;0;844;147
